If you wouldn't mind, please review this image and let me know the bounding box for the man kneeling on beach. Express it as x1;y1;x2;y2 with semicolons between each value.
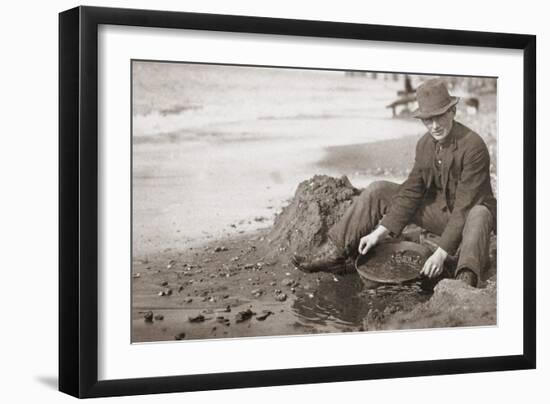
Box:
292;79;496;287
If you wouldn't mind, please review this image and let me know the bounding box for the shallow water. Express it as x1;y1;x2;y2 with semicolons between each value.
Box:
291;274;431;330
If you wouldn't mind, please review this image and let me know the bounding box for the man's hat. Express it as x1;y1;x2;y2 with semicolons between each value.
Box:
412;79;459;119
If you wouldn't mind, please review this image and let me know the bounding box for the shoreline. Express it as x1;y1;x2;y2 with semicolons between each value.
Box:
318;134;418;176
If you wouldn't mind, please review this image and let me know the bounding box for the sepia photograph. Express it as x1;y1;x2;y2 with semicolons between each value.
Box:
131;61;498;343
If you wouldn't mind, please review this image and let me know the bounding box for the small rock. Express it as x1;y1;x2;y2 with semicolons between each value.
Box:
143;311;154;323
235;309;255;323
256;311;274;321
174;332;186;340
154;314;164;321
216;316;231;326
133;272;141;279
244;264;254;270
161;281;168;286
251;289;263;297
158;288;173;297
274;292;287;302
281;278;294;287
184;297;193;303
188;314;205;323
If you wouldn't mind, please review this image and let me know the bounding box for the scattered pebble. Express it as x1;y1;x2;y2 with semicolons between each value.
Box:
158;289;173;297
251;289;263;297
215;305;232;313
256;311;274;321
188;314;205;323
154;314;164;321
132;273;141;279
174;332;186;340
214;246;228;252
216;316;231;326
281;278;297;287
143;311;154;323
274;292;287;302
235;309;255;323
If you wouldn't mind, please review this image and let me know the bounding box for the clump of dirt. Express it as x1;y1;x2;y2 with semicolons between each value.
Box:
265;175;360;261
365;278;497;331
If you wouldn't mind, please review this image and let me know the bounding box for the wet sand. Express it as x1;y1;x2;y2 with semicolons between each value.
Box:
132;228;433;342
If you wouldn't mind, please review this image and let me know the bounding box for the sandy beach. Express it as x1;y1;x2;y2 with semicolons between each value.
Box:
131;62;497;342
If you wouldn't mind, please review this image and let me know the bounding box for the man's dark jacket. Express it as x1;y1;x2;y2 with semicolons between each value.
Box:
380;121;497;255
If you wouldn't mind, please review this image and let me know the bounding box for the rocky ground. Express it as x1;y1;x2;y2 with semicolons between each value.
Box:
364;278;497;331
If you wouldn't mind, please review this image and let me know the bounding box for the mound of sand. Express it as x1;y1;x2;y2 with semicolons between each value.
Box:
265;175;360;261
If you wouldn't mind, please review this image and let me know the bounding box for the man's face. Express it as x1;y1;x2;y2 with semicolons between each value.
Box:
421;108;455;142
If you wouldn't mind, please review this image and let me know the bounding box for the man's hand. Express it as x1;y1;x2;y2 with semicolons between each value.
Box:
420;247;448;278
358;226;389;255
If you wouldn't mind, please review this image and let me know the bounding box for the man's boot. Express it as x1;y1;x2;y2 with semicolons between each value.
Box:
455;268;478;287
291;240;347;273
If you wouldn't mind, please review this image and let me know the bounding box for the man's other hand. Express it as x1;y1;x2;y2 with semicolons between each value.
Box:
358;225;389;255
420;247;448;278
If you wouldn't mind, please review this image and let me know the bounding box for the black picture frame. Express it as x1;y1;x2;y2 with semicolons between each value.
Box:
59;5;536;398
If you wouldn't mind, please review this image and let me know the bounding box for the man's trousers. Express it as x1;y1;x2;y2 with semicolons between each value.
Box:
328;180;494;282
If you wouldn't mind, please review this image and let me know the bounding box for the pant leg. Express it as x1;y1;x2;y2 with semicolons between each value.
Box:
455;205;494;281
328;180;400;257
